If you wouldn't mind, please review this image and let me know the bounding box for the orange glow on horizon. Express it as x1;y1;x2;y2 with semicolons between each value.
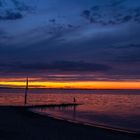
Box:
0;81;140;89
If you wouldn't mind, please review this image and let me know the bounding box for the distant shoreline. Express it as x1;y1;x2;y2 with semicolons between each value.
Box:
0;87;140;91
0;88;140;96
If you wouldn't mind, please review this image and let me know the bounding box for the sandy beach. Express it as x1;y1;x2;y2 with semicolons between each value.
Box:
0;106;139;140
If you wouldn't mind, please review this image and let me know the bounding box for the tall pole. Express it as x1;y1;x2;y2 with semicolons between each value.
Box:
24;77;28;105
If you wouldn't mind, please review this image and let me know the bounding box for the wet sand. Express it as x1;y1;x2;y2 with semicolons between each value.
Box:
0;106;139;140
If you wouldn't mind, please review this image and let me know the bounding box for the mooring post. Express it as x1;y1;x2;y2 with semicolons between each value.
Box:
24;77;28;105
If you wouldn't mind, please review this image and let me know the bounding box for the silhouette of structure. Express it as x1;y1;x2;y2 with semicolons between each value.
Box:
73;97;76;103
24;77;28;105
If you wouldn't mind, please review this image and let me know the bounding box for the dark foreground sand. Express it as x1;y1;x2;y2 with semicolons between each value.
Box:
0;106;139;140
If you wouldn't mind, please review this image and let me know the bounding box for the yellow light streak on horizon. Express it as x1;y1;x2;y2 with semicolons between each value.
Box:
0;81;140;89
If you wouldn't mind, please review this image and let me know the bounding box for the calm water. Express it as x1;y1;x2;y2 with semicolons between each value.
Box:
0;88;140;132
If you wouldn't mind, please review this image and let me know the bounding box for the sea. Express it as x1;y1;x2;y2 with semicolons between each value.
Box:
0;88;140;132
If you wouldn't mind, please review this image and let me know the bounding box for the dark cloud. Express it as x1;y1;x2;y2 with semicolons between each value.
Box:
0;1;2;7
0;0;33;20
49;19;56;23
82;10;91;19
114;44;140;49
0;0;140;81
103;44;140;64
134;7;140;23
91;6;100;11
81;1;140;25
114;53;140;63
110;0;126;7
34;61;111;72
0;11;23;20
0;61;111;73
11;0;31;11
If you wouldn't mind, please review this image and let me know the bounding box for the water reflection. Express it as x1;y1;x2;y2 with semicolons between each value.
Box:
0;89;140;131
36;105;77;120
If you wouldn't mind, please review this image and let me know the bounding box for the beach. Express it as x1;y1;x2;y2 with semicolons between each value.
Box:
0;106;139;140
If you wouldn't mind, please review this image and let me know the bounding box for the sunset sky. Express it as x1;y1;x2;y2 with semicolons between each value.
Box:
0;0;140;89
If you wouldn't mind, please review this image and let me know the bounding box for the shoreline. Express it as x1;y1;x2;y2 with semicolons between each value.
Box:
0;105;140;140
31;109;139;135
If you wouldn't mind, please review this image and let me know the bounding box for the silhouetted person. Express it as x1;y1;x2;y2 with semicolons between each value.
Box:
73;97;76;103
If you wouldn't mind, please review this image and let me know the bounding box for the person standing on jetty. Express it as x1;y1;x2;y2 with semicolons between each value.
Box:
73;97;76;103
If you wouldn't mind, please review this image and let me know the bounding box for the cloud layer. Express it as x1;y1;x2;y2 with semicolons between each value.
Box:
0;0;140;81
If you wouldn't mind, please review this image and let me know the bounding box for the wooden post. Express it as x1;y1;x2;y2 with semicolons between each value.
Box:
24;77;28;105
